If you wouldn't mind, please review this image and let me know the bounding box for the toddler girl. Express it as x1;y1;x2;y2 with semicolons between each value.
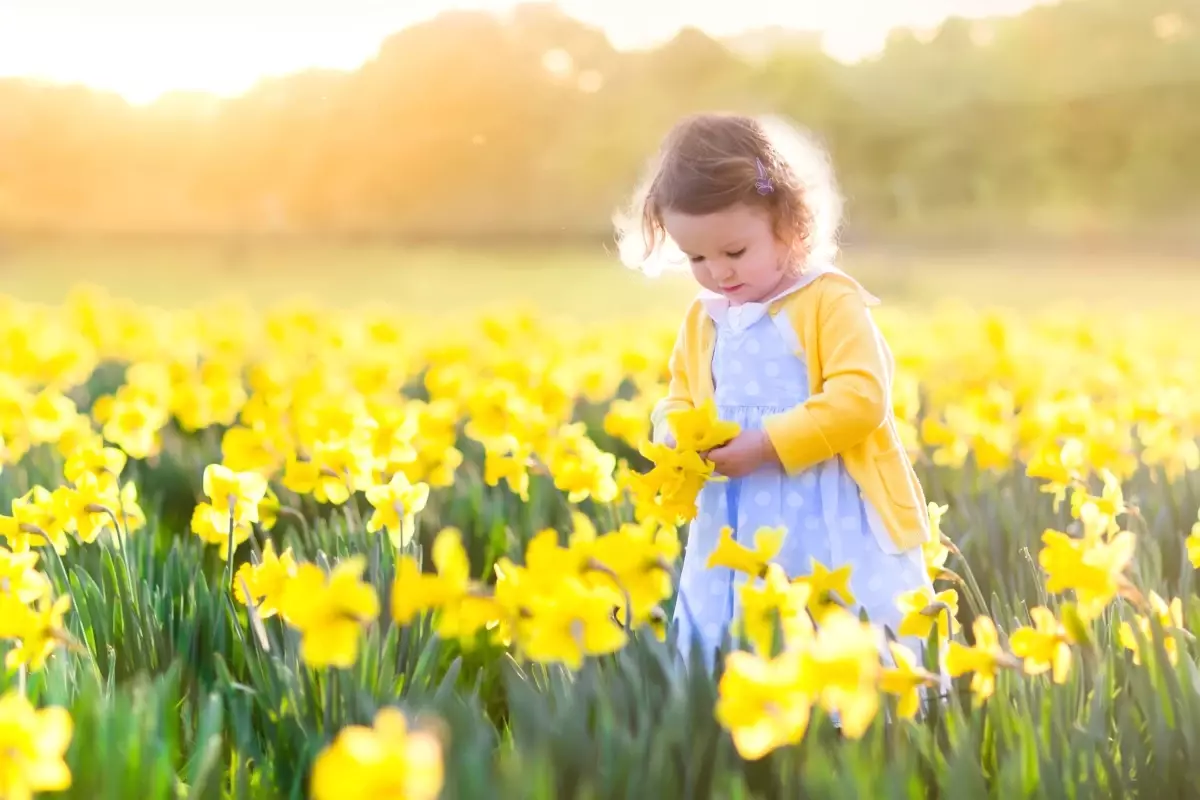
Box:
616;112;934;662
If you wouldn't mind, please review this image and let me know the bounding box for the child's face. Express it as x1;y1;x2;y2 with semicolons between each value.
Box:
663;203;794;305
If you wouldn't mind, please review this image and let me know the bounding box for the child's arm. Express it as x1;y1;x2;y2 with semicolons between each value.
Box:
762;284;887;474
649;320;693;444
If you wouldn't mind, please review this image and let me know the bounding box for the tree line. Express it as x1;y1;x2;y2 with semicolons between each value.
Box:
1;0;1198;240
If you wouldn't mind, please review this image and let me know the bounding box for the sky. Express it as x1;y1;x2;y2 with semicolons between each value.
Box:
0;0;1047;104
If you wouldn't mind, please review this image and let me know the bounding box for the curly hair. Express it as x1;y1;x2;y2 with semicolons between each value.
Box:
614;112;843;276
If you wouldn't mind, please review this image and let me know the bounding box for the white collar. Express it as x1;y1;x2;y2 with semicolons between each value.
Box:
697;264;878;331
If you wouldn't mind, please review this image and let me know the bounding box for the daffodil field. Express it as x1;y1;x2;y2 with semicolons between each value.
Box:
4;285;1200;799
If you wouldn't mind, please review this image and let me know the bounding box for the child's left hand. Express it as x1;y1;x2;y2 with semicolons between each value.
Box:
707;431;779;478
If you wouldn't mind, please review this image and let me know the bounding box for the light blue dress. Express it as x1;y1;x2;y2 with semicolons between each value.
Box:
671;291;932;663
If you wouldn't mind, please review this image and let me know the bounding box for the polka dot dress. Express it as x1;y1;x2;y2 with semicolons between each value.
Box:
672;300;931;661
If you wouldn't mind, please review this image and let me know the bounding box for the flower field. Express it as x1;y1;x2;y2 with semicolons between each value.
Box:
3;284;1200;799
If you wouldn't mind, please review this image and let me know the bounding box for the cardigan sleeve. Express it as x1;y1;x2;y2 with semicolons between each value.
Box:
649;315;695;444
762;283;888;473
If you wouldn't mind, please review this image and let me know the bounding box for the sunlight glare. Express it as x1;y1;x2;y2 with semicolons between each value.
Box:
0;0;1052;104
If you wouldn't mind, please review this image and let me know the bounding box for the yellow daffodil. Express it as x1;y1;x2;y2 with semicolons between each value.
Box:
1009;606;1073;683
191;502;252;562
1119;592;1184;666
282;556;380;668
364;471;430;549
706;526;784;579
667;399;740;452
0;487;71;555
945;616;1008;702
797;608;881;739
879;642;939;720
0;690;73;799
715;649;810;760
484;445;532;501
202;463;269;529
310;707;443;800
62;439;127;494
793;559;857;625
1187;508;1200;569
737;563;814;656
4;594;72;672
0;547;49;605
1039;529;1136;620
283;439;375;506
518;576;627;669
234;540;298;620
391;528;501;642
896;586;960;642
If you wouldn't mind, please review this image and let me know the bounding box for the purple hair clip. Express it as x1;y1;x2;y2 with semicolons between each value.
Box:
754;158;773;196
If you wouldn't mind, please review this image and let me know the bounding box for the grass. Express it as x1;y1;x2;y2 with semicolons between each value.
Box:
4;237;1200;315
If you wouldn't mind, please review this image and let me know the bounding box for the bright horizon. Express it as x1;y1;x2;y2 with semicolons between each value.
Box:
0;0;1048;105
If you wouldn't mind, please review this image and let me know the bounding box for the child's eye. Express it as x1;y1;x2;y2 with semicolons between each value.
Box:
688;255;705;263
726;248;747;259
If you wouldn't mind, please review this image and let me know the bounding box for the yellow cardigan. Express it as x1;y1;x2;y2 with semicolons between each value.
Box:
651;272;930;552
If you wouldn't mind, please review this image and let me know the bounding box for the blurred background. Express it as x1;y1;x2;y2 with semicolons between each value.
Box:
2;0;1198;315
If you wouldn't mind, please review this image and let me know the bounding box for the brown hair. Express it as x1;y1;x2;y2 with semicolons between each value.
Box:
614;112;841;275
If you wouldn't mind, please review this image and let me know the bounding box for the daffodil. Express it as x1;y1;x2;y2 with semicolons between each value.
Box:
62;439;127;494
879;642;939;720
4;594;72;672
544;422;619;503
201;463;269;530
667;399;740;452
0;546;49;605
1026;439;1086;509
484;444;532;501
1068;470;1125;540
282;556;380;668
705;526;784;579
797;608;881;739
234;540;298;620
1039;529;1135;620
603;397;652;450
1009;606;1073;683
518;576;627;669
310;707;443;800
793;558;857;625
191;502;252;562
1187;508;1200;570
364;471;430;549
0;486;71;555
922;502;952;581
1119;592;1184;666
584;520;680;627
391;528;500;642
896;586;960;642
945;616;1008;702
738;563;814;656
26;388;80;445
283;439;375;505
53;472;120;544
715;649;811;760
0;690;73;799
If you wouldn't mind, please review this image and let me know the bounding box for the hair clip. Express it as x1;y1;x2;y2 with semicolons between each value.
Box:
754;158;773;195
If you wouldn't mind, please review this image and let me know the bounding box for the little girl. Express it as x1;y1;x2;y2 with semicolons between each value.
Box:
616;112;934;661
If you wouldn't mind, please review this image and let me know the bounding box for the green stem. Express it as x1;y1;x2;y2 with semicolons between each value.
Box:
226;502;237;591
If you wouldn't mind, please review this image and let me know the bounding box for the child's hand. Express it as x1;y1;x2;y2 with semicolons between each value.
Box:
707;431;778;478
